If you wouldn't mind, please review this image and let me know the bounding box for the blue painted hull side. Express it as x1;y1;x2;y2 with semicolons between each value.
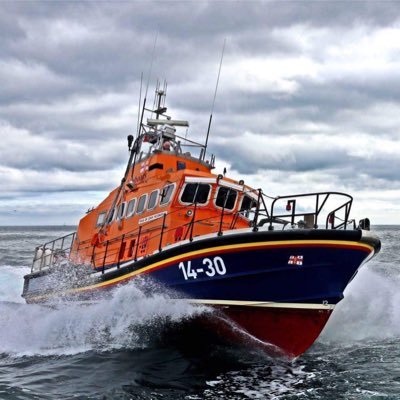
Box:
147;245;370;304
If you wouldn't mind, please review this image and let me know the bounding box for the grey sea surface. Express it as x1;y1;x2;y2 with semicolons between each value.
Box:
0;225;398;399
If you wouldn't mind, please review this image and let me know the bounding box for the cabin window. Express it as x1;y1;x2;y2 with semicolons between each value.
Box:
149;163;163;171
136;194;147;214
160;184;175;206
126;198;136;218
117;202;126;220
96;212;106;227
240;195;258;218
148;190;159;210
215;187;238;210
106;207;116;224
180;183;210;204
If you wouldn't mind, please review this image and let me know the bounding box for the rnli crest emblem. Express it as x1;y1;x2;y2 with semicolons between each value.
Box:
288;255;303;266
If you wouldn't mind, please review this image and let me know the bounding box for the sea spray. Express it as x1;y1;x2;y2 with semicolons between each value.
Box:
0;265;29;303
0;278;208;357
320;265;400;343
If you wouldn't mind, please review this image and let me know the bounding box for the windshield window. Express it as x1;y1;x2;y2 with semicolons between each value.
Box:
240;195;258;218
181;183;210;204
215;187;237;210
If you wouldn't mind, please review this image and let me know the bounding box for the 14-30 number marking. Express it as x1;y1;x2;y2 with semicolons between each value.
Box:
178;256;227;280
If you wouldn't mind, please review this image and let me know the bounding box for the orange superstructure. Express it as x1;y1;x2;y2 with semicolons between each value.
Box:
72;149;258;271
69;87;259;271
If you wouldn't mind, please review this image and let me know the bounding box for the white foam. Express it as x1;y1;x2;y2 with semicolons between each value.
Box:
320;264;400;343
0;271;207;357
0;265;30;303
201;364;311;399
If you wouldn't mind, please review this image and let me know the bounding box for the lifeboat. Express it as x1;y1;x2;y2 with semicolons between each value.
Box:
22;87;381;358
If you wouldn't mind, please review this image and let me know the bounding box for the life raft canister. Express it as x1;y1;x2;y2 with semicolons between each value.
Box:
32;247;44;271
43;248;53;267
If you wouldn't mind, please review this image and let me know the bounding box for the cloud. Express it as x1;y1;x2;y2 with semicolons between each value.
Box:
1;1;400;224
0;121;131;171
213;130;400;188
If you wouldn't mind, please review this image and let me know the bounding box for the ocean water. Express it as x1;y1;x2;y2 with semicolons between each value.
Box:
0;225;399;399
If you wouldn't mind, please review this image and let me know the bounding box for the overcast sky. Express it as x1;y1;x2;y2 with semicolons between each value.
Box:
1;0;400;225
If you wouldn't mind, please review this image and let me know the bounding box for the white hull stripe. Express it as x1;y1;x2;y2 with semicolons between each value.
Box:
187;299;335;310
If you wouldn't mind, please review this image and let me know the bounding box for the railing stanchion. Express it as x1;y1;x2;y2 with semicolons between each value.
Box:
134;226;142;261
220;188;233;235
31;246;39;271
118;234;125;268
159;213;167;252
50;240;56;268
189;202;197;241
290;200;296;225
102;240;109;274
230;212;239;229
252;189;262;232
218;203;225;236
91;244;96;267
68;232;76;260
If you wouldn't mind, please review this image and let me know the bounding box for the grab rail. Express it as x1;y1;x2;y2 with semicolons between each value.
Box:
30;190;357;273
267;191;353;231
31;232;76;272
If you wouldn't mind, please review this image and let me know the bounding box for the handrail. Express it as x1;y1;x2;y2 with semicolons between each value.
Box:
134;226;142;261
31;190;357;274
326;200;353;229
268;191;353;231
252;189;262;232
159;213;166;251
31;232;76;272
188;201;198;241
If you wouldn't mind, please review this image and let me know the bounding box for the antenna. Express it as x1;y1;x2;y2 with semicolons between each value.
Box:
136;31;158;140
151;80;159;120
145;32;158;100
162;80;167;107
202;38;226;161
136;72;143;134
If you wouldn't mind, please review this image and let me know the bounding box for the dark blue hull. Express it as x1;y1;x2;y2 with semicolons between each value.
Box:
149;243;370;305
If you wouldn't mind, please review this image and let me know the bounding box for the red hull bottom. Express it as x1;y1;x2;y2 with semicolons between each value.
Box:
206;305;333;358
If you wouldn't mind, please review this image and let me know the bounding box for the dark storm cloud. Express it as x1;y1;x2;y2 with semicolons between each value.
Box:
2;1;399;93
